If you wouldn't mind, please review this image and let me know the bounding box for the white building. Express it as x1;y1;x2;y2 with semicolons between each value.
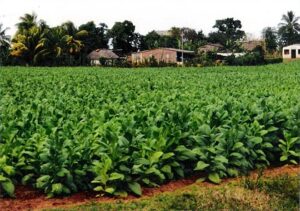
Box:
282;44;300;59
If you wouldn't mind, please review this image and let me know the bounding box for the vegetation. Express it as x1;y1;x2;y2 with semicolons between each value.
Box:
49;173;300;210
0;24;10;65
224;46;265;66
108;20;138;54
208;18;245;51
0;62;300;198
0;10;299;67
278;11;300;46
262;27;278;54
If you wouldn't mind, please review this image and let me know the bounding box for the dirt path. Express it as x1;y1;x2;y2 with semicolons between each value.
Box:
0;165;299;211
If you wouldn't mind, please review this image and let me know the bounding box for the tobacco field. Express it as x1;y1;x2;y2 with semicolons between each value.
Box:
0;62;299;198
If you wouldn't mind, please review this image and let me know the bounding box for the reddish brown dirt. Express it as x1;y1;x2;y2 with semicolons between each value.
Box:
0;165;299;211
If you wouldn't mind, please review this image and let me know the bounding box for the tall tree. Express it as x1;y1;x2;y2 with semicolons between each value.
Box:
262;27;278;53
78;21;108;53
208;18;245;51
181;28;206;51
0;24;10;65
109;20;136;54
34;27;65;65
143;31;161;50
16;13;38;34
158;35;178;48
11;26;44;65
35;24;86;66
143;28;205;51
61;21;81;36
11;13;47;65
278;11;300;46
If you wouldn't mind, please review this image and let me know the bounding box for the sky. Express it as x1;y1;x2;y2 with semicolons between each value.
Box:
0;0;299;38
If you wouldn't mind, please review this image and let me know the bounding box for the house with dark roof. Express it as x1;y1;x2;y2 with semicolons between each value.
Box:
131;48;195;65
87;49;119;65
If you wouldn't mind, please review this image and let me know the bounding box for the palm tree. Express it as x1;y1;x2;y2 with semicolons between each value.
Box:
0;24;10;65
11;26;44;65
278;11;300;46
61;34;83;65
61;21;77;36
58;22;88;65
0;24;10;47
16;13;38;34
34;27;64;65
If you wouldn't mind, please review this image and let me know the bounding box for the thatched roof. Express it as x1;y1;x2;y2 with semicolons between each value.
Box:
198;43;223;53
241;41;263;51
88;49;119;60
133;48;195;55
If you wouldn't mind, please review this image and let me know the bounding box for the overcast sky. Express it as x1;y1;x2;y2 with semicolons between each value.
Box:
0;0;299;38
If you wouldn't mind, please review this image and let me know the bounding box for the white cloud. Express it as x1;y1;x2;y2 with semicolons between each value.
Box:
0;0;299;38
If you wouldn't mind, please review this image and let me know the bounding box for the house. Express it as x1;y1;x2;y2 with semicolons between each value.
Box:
282;44;300;59
198;43;223;53
132;48;195;65
241;40;264;51
87;49;119;65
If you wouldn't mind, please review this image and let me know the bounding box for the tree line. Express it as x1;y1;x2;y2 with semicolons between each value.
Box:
0;11;299;66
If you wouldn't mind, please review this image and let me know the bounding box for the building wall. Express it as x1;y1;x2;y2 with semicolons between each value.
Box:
91;60;100;65
132;49;177;64
282;46;300;59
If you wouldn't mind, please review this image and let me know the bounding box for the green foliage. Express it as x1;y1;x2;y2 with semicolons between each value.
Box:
265;57;283;64
78;22;108;53
278;11;300;47
108;20;136;54
279;133;300;164
243;173;300;207
225;46;265;66
0;24;10;66
0;156;15;197
55;174;300;211
262;27;278;53
208;18;245;51
0;62;300;198
142;28;206;51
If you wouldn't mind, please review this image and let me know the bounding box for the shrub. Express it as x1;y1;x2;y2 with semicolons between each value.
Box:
265;58;283;64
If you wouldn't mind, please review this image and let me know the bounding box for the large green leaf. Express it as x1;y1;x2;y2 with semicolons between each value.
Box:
52;183;63;195
208;173;221;184
1;180;15;197
128;182;142;196
150;151;164;165
194;161;209;171
109;172;125;181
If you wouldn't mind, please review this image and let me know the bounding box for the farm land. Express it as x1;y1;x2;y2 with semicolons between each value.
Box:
0;61;300;210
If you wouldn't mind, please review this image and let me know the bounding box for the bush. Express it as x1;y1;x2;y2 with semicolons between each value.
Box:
114;59;132;68
265;58;283;64
224;45;266;66
192;52;218;67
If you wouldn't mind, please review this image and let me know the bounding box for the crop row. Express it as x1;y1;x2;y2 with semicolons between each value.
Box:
0;64;299;197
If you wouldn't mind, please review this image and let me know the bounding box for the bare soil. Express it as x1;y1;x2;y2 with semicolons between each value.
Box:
0;165;299;211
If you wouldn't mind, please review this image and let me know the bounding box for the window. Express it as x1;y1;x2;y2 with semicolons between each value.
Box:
298;49;300;55
284;49;289;55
